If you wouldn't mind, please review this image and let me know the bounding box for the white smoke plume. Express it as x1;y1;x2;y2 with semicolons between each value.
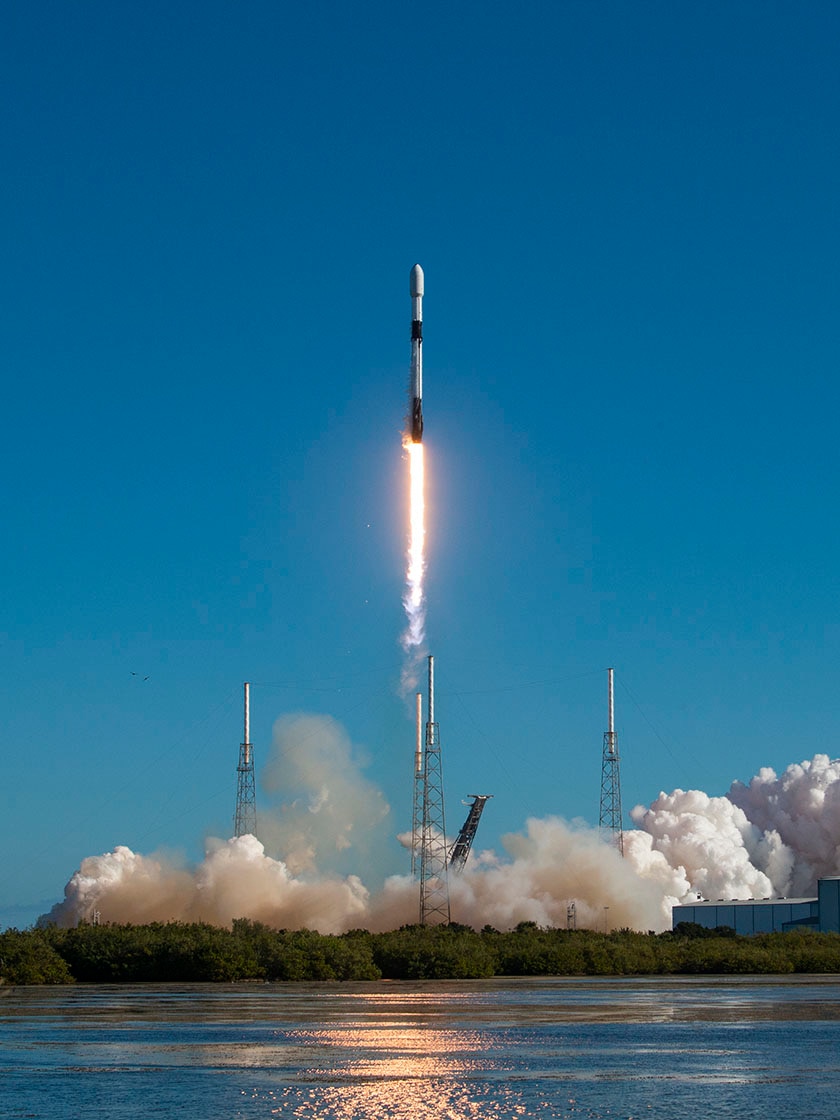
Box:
629;789;776;903
446;817;673;931
40;837;372;933
726;754;840;895
630;754;840;904
41;820;673;933
39;739;840;933
259;713;390;876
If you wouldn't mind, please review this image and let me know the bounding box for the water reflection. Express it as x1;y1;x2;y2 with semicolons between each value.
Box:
287;1080;532;1119
290;1024;492;1071
5;981;840;1119
279;1025;518;1119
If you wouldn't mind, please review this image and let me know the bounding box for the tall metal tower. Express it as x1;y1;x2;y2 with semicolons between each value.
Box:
411;691;423;877
418;655;450;925
449;795;492;872
234;681;257;838
599;667;624;855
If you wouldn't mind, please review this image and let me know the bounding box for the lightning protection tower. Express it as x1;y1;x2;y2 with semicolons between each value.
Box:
411;691;423;877
598;667;624;855
418;655;450;925
234;681;257;838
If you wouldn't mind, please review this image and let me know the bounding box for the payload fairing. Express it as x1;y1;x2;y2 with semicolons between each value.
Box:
409;263;424;443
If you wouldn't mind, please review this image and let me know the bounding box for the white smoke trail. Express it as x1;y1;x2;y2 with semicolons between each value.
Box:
400;438;426;692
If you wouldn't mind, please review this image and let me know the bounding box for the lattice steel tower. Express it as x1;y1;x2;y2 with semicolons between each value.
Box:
411;691;423;877
418;655;450;924
599;667;624;855
449;795;492;873
234;681;257;838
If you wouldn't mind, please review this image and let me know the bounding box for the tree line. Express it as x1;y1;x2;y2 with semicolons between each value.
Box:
3;919;840;985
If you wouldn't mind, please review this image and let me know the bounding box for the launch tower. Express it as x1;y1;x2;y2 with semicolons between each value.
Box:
234;681;257;838
598;667;624;855
449;795;492;872
417;655;450;924
411;691;423;877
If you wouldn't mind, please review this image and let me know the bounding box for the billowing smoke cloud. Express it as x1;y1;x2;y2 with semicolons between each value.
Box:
447;817;672;931
41;712;395;932
41;821;672;933
41;837;372;933
629;790;777;903
259;713;390;876
631;753;840;903
39;736;840;933
727;755;840;894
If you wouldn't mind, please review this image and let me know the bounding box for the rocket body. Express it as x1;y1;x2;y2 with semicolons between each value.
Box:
409;263;424;442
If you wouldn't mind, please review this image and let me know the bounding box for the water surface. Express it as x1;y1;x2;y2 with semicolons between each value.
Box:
2;977;838;1118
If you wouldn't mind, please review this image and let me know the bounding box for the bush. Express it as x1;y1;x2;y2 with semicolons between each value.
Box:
373;924;496;979
15;919;840;983
0;929;74;984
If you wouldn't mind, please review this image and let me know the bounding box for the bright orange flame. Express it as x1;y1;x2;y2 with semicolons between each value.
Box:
406;441;425;610
401;438;426;684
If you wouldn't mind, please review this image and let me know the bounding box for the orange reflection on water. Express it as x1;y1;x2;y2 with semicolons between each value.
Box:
291;1079;510;1119
278;1024;515;1119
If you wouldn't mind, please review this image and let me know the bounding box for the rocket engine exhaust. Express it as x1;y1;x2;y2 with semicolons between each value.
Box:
401;265;428;689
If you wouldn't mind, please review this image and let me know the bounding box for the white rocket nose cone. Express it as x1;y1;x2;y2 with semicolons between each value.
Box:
409;263;424;298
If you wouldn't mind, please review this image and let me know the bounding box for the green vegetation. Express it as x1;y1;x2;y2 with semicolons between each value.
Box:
0;929;73;984
3;920;840;984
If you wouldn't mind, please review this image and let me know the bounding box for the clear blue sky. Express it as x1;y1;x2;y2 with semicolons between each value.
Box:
2;0;838;928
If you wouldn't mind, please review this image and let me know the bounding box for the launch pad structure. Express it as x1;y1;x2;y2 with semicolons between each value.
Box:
449;795;492;873
411;655;492;923
410;690;423;879
234;681;257;839
414;655;451;925
598;667;624;855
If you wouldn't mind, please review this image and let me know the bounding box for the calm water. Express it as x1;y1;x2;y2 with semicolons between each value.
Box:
2;976;840;1118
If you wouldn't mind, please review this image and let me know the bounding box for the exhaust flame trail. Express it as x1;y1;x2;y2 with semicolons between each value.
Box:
399;263;427;692
400;437;426;690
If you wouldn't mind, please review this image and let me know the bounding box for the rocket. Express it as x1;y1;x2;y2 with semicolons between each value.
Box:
409;263;424;442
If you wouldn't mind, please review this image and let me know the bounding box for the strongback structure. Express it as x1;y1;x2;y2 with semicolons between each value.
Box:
449;795;492;872
418;655;450;924
234;681;257;838
598;667;624;855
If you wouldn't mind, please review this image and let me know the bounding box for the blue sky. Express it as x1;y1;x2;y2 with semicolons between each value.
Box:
2;0;839;928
